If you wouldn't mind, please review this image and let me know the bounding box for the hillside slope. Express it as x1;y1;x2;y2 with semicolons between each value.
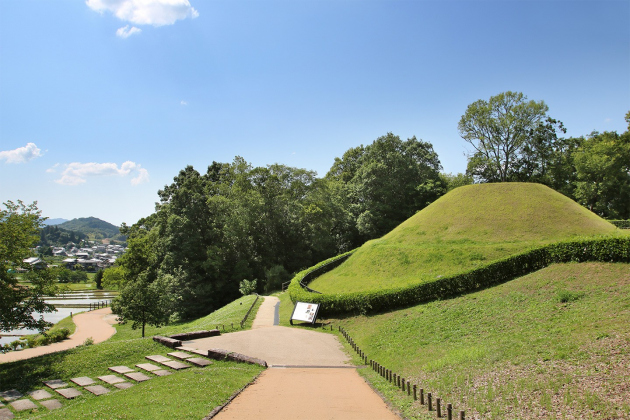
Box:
310;183;619;293
332;262;630;419
59;217;120;239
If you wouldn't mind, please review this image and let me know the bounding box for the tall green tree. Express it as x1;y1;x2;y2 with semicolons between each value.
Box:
459;91;550;182
327;133;444;242
0;201;57;332
573;130;630;219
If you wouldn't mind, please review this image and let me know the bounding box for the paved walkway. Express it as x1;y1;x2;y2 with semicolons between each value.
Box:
187;296;400;419
0;307;117;364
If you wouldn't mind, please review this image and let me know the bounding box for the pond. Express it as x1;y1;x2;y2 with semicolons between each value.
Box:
0;290;119;346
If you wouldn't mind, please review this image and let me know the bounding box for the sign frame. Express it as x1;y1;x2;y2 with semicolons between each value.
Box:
290;301;320;325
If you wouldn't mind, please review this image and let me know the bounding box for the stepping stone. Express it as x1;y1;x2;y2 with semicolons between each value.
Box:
84;385;110;396
136;363;161;372
39;399;62;410
43;380;68;389
109;366;135;374
28;389;53;400
71;377;95;386
98;375;126;385
168;351;193;360
113;382;134;390
124;372;151;382
0;408;14;419
55;388;82;399
187;357;213;367
145;355;171;363
0;390;22;402
161;360;190;370
175;346;207;357
151;369;172;377
9;399;37;412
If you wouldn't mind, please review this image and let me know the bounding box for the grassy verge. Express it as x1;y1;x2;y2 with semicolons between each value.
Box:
326;262;630;419
108;294;262;341
0;295;266;419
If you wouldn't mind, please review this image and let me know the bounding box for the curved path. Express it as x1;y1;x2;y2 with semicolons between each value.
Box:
0;307;117;364
187;296;400;419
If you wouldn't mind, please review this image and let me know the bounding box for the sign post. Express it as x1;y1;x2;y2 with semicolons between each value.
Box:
290;301;320;325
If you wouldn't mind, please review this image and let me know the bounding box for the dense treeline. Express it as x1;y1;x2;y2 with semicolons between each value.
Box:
115;134;444;322
38;225;87;247
113;98;630;331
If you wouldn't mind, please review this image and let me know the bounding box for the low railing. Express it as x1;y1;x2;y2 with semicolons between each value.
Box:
240;294;260;328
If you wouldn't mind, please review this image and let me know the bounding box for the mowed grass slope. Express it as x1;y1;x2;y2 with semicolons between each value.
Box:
332;262;630;420
310;183;620;293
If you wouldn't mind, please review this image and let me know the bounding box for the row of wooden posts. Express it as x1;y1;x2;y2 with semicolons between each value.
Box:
88;301;110;311
338;325;466;420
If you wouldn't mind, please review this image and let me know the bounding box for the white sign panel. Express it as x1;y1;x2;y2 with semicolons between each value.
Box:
290;301;320;325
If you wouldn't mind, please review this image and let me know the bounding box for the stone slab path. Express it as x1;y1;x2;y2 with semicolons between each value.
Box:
187;295;400;420
0;307;117;364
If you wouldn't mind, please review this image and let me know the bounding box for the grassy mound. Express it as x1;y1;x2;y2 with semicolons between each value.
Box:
330;262;630;419
310;183;618;293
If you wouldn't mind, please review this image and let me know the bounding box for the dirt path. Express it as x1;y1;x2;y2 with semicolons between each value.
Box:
0;307;117;364
188;295;400;419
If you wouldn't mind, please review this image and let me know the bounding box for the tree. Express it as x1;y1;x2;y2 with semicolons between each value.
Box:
0;200;57;332
111;273;174;338
94;269;104;290
573;130;630;219
239;279;257;296
459;91;549;182
327;133;444;242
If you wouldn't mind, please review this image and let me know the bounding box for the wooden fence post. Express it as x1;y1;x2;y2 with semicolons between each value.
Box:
428;392;433;411
437;398;441;417
447;403;452;420
413;384;417;400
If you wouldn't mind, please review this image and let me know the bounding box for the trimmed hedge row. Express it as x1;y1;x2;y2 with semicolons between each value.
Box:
610;220;630;229
288;236;630;316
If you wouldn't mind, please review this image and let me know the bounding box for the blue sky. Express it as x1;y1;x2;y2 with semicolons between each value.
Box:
1;0;628;226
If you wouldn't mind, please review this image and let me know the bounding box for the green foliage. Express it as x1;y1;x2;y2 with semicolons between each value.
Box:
1;200;58;332
264;265;290;293
94;268;104;289
111;273;175;337
610;220;630;229
239;279;257;295
101;266;126;290
327;132;445;243
459;91;550;182
57;216;120;239
37;224;87;247
57;267;88;283
289;236;630;316
573;130;630;219
556;289;585;303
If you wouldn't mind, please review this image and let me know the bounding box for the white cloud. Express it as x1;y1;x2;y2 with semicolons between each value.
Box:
180;100;188;105
87;0;199;27
0;143;43;164
604;118;612;123
116;25;142;38
55;161;150;186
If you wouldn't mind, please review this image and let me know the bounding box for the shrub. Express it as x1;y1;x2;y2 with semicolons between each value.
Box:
289;237;630;316
556;290;585;303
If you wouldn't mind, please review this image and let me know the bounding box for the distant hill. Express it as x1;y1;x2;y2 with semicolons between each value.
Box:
44;218;69;226
310;183;619;293
58;217;120;239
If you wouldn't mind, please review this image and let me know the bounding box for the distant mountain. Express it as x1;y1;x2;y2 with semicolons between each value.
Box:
44;218;69;226
58;217;120;239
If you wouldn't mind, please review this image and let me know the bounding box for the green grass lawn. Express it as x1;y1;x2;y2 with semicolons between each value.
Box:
326;262;630;419
0;294;266;419
310;183;623;294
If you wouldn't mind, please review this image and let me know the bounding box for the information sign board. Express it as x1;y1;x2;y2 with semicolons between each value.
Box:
290;301;320;325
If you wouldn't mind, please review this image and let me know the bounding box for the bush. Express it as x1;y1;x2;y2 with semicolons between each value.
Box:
289;237;630;316
609;220;630;229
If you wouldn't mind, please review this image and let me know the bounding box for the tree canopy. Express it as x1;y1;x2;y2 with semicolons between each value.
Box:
0;201;57;332
459;91;550;182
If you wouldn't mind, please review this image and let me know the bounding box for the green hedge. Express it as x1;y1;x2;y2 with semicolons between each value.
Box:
288;237;630;316
610;220;630;229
